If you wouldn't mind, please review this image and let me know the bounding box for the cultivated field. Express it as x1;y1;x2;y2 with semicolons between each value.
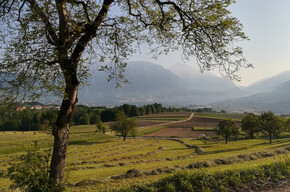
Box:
143;112;241;138
0;112;289;192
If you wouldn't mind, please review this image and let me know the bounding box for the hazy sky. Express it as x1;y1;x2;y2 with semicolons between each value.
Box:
129;0;290;86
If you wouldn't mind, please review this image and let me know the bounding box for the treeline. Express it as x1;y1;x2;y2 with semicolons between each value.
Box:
0;109;58;131
0;103;190;131
215;112;290;144
101;103;165;122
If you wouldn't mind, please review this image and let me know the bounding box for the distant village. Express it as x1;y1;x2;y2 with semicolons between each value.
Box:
15;102;60;111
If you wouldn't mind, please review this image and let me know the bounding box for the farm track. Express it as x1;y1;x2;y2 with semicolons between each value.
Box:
142;113;220;138
138;112;194;129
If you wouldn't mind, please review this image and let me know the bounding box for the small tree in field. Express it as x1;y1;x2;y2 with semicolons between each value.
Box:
241;113;260;139
96;115;106;134
259;112;284;143
216;119;239;144
111;112;136;141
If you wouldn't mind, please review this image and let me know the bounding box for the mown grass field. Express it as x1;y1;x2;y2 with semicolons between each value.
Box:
194;112;246;121
0;112;289;192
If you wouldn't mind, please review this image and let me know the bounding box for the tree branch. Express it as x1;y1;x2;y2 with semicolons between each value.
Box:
73;0;91;23
26;0;58;46
70;0;114;67
126;0;151;27
55;0;69;49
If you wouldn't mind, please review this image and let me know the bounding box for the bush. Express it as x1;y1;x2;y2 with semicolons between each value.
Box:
7;142;66;192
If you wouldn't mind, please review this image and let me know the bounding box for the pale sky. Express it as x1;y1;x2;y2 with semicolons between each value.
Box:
129;0;290;86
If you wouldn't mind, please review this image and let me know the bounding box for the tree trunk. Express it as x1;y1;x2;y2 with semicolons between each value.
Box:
269;133;272;144
225;136;228;144
250;129;254;139
50;80;79;181
123;136;126;141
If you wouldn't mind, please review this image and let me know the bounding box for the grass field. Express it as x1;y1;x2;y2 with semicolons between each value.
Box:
0;112;289;191
194;112;246;121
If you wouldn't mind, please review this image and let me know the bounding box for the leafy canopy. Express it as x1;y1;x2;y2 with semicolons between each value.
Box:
0;0;250;102
111;111;136;141
216;119;239;143
259;112;284;143
241;113;260;139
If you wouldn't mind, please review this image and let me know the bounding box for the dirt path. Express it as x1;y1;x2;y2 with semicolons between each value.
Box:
138;112;194;129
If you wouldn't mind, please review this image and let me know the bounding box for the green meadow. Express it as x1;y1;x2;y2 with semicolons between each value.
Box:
0;113;289;191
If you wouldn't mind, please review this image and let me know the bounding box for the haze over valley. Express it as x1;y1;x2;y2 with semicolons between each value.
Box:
74;61;290;114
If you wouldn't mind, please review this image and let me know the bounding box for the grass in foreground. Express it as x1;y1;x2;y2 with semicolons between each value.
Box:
0;113;289;192
116;156;290;192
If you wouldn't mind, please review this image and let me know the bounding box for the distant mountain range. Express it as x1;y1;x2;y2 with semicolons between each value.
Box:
35;60;290;114
211;71;290;114
78;61;245;106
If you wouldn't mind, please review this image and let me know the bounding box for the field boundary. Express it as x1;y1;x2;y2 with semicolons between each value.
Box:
138;113;194;129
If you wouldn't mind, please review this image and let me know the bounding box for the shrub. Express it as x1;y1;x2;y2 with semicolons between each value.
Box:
7;142;66;192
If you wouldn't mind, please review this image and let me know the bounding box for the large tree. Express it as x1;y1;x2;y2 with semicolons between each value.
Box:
241;113;260;139
216;119;239;144
259;112;284;143
0;0;250;182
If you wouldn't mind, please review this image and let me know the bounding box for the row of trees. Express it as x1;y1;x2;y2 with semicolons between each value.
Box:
0;109;58;132
216;112;288;143
0;103;182;131
100;103;166;122
0;105;102;131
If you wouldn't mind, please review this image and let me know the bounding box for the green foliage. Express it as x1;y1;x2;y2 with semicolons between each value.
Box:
241;113;260;139
111;112;136;141
101;108;120;122
72;105;101;125
78;113;90;125
96;115;106;134
260;112;284;143
7;142;66;192
0;107;58;132
117;157;290;192
216;119;240;143
285;118;290;132
0;0;249;103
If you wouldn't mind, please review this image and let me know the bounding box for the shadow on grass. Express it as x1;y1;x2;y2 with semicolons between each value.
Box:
69;139;112;146
251;136;290;147
203;147;248;155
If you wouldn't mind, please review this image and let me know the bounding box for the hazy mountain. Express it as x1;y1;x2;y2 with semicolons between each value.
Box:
245;70;290;94
78;61;241;106
79;61;185;105
211;78;290;114
167;63;237;92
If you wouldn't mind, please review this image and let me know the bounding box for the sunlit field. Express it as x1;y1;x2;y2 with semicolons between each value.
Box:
0;113;289;191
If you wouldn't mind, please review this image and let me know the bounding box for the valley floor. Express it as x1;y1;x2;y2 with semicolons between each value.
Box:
0;112;289;191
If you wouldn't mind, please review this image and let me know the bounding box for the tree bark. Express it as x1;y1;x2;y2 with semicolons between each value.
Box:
50;76;79;181
250;129;254;139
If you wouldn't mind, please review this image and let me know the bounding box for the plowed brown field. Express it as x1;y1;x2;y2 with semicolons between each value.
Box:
144;116;241;138
167;116;241;128
144;128;216;137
